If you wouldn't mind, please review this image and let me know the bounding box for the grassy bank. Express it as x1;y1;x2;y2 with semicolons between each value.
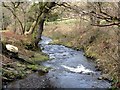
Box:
1;31;49;85
43;19;120;83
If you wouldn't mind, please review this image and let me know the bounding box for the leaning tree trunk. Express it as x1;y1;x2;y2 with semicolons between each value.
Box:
34;16;45;48
24;12;42;35
33;2;56;48
24;21;37;35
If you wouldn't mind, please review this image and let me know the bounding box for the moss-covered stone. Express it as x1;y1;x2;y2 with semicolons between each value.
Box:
28;52;49;64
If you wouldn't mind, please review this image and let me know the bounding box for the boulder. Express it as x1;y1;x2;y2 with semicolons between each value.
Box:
6;44;18;53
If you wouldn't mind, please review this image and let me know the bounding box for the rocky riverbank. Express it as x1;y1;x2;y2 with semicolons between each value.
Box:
1;31;49;88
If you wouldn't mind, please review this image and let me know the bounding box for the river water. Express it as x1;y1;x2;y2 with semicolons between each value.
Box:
6;36;111;88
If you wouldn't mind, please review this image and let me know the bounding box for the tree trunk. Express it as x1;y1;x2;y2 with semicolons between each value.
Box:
29;2;57;50
33;2;56;48
13;13;17;33
2;12;5;30
34;16;45;47
24;9;43;35
24;21;37;35
117;1;120;80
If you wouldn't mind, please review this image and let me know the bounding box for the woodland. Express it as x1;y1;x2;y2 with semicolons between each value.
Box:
0;0;120;89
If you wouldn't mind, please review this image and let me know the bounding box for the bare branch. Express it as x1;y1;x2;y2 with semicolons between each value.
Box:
91;22;120;27
2;2;24;34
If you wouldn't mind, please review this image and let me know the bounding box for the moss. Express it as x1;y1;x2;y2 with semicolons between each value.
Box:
2;62;27;81
27;65;39;71
28;52;49;64
27;64;49;73
2;68;18;80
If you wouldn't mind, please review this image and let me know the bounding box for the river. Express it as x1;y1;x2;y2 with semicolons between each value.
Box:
5;36;111;88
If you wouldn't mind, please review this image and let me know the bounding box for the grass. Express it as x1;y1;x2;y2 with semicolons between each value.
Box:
46;18;79;25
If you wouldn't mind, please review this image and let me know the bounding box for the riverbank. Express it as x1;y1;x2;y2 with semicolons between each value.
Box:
1;31;49;87
43;19;120;87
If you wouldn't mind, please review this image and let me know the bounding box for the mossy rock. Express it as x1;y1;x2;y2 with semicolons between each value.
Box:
26;64;49;73
27;65;39;71
2;69;18;80
29;52;49;64
2;66;27;80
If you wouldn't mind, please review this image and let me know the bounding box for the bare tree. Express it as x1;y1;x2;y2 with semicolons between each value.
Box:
88;2;120;27
2;2;25;34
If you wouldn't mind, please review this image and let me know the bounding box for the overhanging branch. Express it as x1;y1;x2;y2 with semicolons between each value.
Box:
91;22;120;27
